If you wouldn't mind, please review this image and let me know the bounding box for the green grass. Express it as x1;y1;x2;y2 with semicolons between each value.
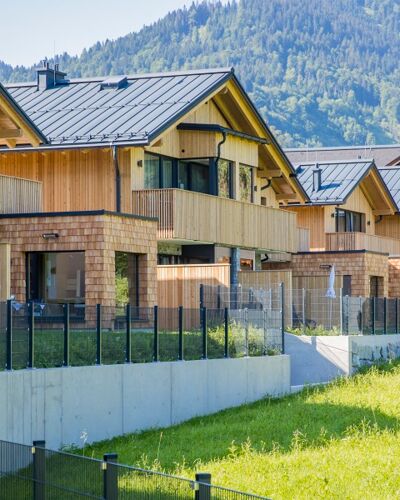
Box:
76;361;400;499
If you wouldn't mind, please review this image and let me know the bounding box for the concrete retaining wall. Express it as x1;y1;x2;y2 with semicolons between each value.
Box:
286;332;400;385
0;356;290;449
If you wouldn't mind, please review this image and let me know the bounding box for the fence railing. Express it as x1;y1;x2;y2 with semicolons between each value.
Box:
0;301;283;372
0;439;269;499
291;289;400;335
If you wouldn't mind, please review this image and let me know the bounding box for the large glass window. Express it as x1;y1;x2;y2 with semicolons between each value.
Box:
239;164;254;203
144;153;160;189
218;160;232;198
178;159;210;194
336;209;365;233
162;159;173;188
27;252;85;303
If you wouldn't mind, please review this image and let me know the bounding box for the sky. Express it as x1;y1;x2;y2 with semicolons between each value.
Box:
1;0;200;67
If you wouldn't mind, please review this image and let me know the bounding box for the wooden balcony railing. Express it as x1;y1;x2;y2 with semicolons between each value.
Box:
0;175;42;213
297;226;310;252
326;232;400;256
132;188;298;253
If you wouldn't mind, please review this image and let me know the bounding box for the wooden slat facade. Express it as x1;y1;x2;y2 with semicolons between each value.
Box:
0;174;42;213
157;263;230;308
297;227;310;252
132;188;298;253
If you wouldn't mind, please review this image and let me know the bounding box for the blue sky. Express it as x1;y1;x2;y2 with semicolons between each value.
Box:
1;0;202;67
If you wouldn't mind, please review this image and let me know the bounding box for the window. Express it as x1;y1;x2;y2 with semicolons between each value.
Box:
144;153;160;189
27;252;85;303
343;275;352;296
178;159;210;194
370;276;384;297
115;252;141;306
239;164;254;203
218;160;233;198
336;209;365;233
144;153;175;189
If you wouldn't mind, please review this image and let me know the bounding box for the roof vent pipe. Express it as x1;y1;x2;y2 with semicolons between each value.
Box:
312;164;321;192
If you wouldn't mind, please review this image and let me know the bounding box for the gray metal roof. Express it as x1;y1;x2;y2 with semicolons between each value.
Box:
379;167;400;210
294;160;375;204
286;145;400;168
3;68;233;147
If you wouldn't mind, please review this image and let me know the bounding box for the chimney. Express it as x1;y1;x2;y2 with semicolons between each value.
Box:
36;60;68;91
312;164;322;192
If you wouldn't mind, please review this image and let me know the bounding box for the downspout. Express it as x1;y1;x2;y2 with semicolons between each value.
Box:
112;145;121;213
215;130;227;196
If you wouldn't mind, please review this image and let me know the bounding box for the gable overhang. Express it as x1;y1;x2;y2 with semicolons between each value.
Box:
0;83;47;148
359;165;397;216
211;75;309;203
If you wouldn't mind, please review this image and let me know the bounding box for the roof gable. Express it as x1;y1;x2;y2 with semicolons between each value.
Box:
293;159;396;214
379;167;400;211
0;83;46;148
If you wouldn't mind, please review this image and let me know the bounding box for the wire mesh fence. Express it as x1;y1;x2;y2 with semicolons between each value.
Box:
290;289;400;336
0;300;283;372
0;440;269;499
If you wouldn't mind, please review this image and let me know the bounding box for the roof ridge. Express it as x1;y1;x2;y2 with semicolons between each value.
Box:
296;158;374;166
4;67;234;89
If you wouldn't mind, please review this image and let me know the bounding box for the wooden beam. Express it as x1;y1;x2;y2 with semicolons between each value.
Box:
263;169;282;178
276;193;298;201
4;139;16;148
150;138;163;147
373;209;393;216
0;128;22;139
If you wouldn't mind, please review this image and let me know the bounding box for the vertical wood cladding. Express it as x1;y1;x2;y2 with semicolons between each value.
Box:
0;148;132;213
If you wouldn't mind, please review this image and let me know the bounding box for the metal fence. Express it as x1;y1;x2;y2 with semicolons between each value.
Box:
0;300;284;372
0;439;269;499
291;289;400;335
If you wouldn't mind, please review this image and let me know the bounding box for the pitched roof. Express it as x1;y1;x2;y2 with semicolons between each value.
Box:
379;167;400;211
4;68;233;147
285;144;400;168
294;159;376;204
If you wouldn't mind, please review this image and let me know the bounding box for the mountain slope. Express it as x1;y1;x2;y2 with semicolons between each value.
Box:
1;0;400;147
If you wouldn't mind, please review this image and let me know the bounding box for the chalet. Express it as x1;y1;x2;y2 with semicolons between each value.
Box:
267;159;398;297
0;64;307;307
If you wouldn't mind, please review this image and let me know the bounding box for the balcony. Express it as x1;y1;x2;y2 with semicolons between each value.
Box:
132;189;298;253
0;175;42;213
326;232;400;256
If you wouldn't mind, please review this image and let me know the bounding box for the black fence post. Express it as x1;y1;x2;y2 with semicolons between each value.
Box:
217;285;221;309
202;307;208;359
178;306;184;361
32;440;46;500
195;472;211;500
200;284;204;310
63;303;70;367
224;307;229;358
6;299;12;370
103;453;118;500
126;304;131;363
28;301;35;369
280;283;285;354
96;304;102;365
153;305;159;362
384;297;387;335
372;297;376;335
397;298;399;334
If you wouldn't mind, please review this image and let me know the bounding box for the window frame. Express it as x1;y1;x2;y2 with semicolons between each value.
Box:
335;208;365;233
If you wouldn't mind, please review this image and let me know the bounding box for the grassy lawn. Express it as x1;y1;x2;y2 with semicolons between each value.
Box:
78;361;400;499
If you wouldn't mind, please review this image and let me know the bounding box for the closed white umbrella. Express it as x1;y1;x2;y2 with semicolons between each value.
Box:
326;264;336;330
326;265;336;299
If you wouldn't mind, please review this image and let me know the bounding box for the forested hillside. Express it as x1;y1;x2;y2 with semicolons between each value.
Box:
1;0;399;147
